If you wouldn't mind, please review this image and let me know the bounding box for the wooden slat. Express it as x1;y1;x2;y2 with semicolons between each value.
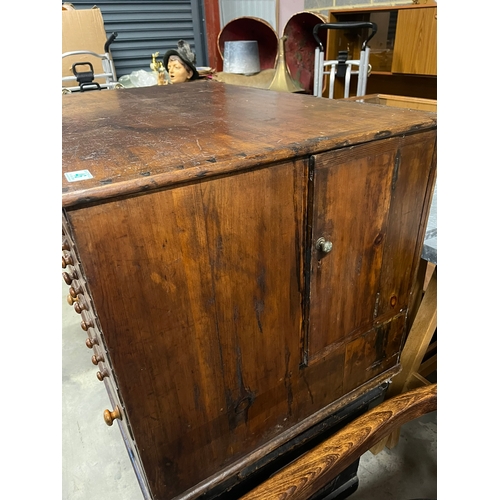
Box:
410;372;431;388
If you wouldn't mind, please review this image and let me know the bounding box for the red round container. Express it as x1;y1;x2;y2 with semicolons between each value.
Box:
283;11;327;94
218;17;279;71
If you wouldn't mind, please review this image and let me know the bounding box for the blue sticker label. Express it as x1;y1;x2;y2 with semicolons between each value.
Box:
64;170;94;182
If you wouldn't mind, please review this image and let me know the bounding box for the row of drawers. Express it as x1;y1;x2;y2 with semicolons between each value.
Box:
62;214;151;497
62;228;116;409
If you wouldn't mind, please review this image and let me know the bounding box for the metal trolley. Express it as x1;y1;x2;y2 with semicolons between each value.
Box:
313;22;377;99
62;32;119;93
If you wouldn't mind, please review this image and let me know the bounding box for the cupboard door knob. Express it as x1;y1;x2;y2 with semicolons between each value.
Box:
92;354;105;365
97;369;109;381
103;405;122;426
69;285;82;299
316;237;333;253
62;240;70;251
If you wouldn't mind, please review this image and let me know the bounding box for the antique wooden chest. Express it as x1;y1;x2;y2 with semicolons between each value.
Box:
62;81;436;500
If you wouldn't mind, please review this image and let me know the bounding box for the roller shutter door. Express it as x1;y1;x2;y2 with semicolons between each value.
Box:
64;1;208;78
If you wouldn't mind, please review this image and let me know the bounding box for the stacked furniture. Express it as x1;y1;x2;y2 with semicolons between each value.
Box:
326;2;437;99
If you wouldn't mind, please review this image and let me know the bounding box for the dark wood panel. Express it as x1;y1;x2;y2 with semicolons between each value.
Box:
366;74;437;100
66;159;307;499
343;313;405;393
308;138;397;359
376;130;437;322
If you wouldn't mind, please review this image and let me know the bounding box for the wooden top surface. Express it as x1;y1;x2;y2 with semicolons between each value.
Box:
62;81;436;208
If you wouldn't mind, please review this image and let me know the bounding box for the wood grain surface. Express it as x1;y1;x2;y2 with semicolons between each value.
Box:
392;7;437;75
241;384;437;500
62;82;436;208
62;83;437;499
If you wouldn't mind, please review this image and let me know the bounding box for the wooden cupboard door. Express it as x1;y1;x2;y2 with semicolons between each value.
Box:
392;7;437;75
308;139;396;362
65;160;307;499
307;131;436;374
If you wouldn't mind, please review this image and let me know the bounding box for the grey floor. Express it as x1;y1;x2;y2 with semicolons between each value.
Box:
62;278;437;500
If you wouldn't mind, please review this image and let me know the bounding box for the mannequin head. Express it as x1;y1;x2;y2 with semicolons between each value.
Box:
163;40;199;84
167;55;193;83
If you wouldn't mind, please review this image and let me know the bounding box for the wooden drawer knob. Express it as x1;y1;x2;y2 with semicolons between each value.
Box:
62;253;73;268
92;354;105;365
81;320;93;332
67;294;78;306
69;285;83;299
103;405;122;426
96;369;109;381
74;300;87;314
85;337;99;348
62;240;70;251
62;272;73;285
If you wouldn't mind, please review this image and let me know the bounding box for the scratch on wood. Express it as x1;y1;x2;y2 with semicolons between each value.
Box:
301;371;314;404
254;298;264;334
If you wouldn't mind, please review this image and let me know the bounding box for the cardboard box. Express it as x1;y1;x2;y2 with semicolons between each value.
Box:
62;7;111;87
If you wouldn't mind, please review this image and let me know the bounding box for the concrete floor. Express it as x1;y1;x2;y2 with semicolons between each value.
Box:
62;278;437;500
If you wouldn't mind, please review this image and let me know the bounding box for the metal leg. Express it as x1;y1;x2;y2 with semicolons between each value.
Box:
357;47;370;97
344;64;352;98
314;48;320;97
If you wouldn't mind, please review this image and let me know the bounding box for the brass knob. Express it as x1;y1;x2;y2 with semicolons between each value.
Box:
316;237;333;253
67;294;78;306
103;405;122;426
96;369;109;381
85;337;99;349
92;354;105;365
